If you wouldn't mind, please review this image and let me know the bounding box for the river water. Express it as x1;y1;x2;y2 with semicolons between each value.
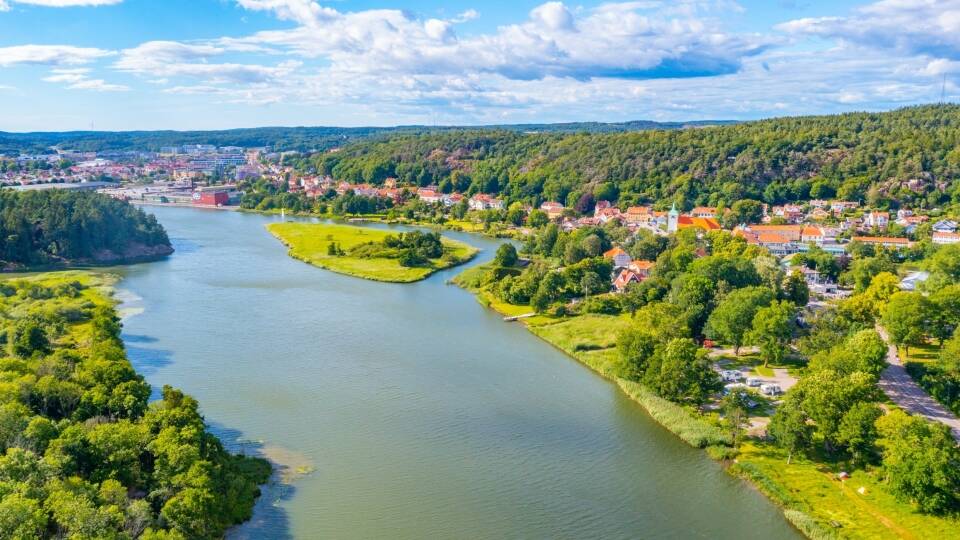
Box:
116;206;800;539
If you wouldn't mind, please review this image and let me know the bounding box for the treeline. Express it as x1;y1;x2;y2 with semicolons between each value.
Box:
0;119;710;155
305;104;960;211
0;275;271;538
0;190;172;268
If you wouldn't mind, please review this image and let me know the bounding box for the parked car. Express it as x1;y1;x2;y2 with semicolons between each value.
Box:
747;377;762;387
760;384;782;396
720;370;743;382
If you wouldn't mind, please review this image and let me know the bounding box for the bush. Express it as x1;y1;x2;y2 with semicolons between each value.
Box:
581;294;623;315
706;444;739;460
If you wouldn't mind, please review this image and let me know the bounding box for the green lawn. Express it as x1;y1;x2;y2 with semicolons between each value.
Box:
899;341;941;365
267;222;478;283
736;443;960;540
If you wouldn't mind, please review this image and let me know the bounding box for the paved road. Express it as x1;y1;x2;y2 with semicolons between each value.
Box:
876;327;960;441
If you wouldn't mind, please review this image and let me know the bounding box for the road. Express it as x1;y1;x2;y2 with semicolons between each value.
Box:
876;326;960;441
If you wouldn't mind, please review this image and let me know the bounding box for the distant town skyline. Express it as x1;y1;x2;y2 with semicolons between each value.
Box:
0;0;957;131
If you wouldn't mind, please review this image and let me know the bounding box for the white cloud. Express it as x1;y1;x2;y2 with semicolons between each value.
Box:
43;67;128;91
228;1;772;81
0;45;113;67
114;40;300;83
234;0;335;26
778;0;960;59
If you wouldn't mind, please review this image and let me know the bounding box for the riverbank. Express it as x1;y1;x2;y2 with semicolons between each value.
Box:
267;221;479;283
452;266;960;540
1;242;174;272
0;270;271;537
240;206;521;239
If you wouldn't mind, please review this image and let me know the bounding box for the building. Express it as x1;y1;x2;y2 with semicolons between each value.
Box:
900;271;931;291
612;269;641;292
851;236;911;249
667;203;680;232
863;211;890;230
933;231;960;245
690;206;717;218
193;185;234;206
603;247;632;268
627;260;654;278
932;220;958;234
540;202;565;219
468;194;505;211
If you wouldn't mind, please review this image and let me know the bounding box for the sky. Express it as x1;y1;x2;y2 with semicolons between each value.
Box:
0;0;957;131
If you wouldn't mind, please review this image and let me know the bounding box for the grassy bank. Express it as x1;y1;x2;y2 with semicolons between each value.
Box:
267;222;478;283
453;266;960;539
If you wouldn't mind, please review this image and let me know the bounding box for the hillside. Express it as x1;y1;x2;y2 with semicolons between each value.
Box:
304;104;960;211
0;191;173;270
0;119;732;155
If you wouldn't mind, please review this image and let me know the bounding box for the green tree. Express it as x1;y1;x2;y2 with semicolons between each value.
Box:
8;319;49;359
769;394;813;464
782;269;810;306
721;388;751;449
748;300;795;367
876;409;960;514
882;292;933;355
645;338;719;407
836;402;882;467
493;243;518;267
0;493;47;540
706;286;775;355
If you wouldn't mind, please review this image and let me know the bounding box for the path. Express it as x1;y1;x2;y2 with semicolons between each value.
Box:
876;326;960;441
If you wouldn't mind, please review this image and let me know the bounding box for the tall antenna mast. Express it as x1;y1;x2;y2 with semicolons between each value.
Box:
941;74;947;104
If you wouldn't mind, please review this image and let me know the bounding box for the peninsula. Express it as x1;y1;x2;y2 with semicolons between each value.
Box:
267;222;478;282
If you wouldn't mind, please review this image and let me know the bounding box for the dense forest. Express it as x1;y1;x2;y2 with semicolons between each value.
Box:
0;119;723;155
304;104;960;211
0;274;271;538
0;191;172;270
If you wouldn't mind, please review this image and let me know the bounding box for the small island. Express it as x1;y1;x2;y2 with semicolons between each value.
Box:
267;222;479;282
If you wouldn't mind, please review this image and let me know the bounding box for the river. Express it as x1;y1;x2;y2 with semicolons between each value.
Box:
115;206;800;539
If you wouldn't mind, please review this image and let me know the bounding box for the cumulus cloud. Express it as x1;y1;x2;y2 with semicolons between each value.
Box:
43;67;128;91
114;40;300;83
778;0;960;59
227;1;772;81
0;44;113;67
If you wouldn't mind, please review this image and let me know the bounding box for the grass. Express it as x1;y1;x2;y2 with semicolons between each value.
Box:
734;443;960;540
618;379;732;447
452;266;960;539
899;340;941;365
267;222;478;283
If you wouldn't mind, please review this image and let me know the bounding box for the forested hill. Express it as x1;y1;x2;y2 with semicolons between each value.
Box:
306;104;960;211
0;191;173;270
0;119;732;155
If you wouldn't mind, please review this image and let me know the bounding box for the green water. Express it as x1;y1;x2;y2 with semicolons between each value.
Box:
117;206;800;539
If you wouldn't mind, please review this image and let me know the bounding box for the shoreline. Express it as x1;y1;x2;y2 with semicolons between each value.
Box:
267;221;480;283
451;272;842;540
1;244;174;273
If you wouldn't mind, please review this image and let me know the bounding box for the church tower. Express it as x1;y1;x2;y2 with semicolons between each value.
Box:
667;202;680;233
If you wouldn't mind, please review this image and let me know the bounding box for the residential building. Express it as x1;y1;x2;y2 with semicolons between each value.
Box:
933;231;960;245
603;247;632;268
540;201;565;219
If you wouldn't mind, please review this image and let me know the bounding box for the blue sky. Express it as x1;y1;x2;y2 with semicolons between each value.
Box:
0;0;957;131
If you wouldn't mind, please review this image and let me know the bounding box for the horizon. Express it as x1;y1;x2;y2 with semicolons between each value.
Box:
1;1;958;131
1;102;953;136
